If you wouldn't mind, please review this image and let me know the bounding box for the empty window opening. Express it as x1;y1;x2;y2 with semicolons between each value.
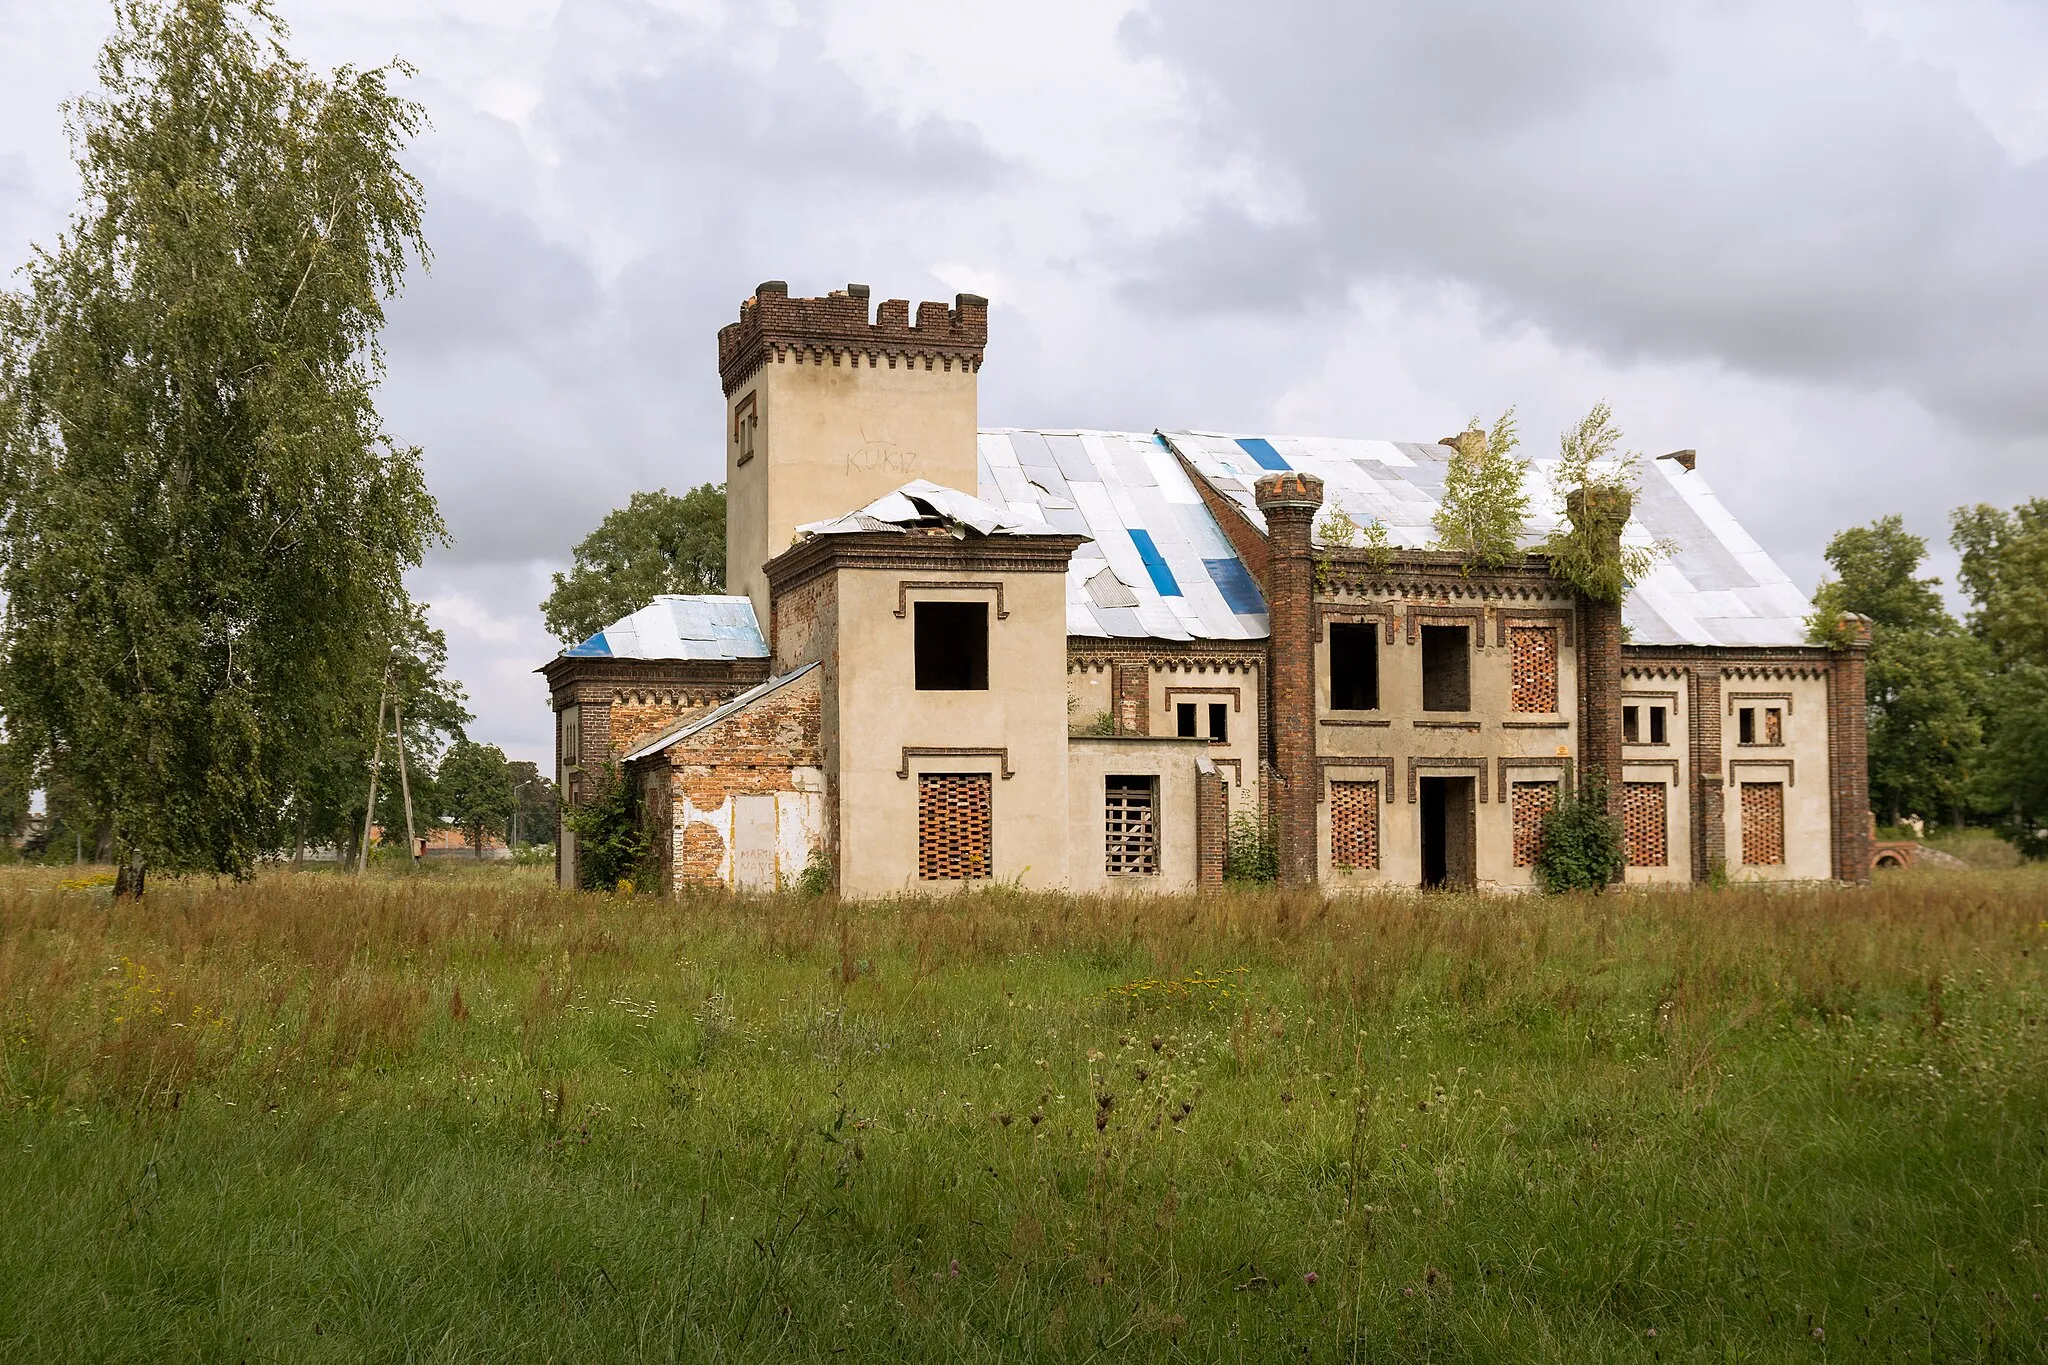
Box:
1330;780;1379;871
1623;782;1668;867
1418;775;1477;889
1104;776;1158;877
914;601;988;690
1623;706;1641;744
1511;782;1558;868
1176;702;1198;737
918;773;992;880
1329;623;1380;710
1649;706;1668;745
1740;782;1785;866
1208;703;1229;743
1764;707;1782;745
1508;625;1558;713
1420;626;1471;712
1738;707;1756;745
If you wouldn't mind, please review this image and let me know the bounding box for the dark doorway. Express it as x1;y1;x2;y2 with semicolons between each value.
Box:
1418;775;1477;890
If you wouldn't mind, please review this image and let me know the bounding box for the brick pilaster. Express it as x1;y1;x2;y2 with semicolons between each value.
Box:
1827;613;1874;884
1112;662;1150;736
1565;490;1629;818
1195;761;1227;887
1254;471;1324;888
1687;666;1726;882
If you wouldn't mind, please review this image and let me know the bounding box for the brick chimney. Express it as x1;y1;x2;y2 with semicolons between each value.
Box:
1255;471;1324;887
1826;612;1874;884
1567;487;1631;819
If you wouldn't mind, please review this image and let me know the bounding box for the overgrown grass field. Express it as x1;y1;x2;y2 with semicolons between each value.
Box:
2;866;2045;1361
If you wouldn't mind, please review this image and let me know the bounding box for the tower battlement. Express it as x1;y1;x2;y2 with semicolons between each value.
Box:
718;281;988;396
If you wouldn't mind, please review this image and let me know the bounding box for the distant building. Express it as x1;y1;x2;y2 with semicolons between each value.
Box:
542;281;1871;896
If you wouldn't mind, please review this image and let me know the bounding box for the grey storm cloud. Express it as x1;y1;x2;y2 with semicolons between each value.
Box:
376;3;1007;568
1119;0;2048;437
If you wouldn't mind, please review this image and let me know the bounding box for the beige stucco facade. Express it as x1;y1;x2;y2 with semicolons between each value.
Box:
725;346;979;627
1065;736;1208;892
1720;670;1833;882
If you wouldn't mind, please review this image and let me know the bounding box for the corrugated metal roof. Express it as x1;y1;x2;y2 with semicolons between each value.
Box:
1158;431;1812;648
795;479;1071;540
564;594;767;660
978;429;1269;642
622;662;819;762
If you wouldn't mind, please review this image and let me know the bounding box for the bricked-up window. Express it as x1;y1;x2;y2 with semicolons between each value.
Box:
1511;782;1559;867
1104;776;1159;876
1740;782;1786;866
1622;782;1668;867
1176;702;1197;737
1421;625;1471;711
918;773;992;879
1330;780;1380;870
1764;707;1783;745
1209;703;1229;743
1508;626;1558;713
1329;623;1380;710
914;601;988;690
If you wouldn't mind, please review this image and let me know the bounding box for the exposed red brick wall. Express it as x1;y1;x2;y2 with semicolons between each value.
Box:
1740;782;1786;866
1622;781;1668;867
1254;470;1324;887
1826;613;1874;884
1577;598;1624;812
1687;666;1726;881
1112;662;1150;736
1511;781;1558;868
1330;780;1380;871
1195;763;1227;886
642;670;826;893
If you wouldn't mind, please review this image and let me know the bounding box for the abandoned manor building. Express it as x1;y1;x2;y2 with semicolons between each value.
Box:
542;281;1872;897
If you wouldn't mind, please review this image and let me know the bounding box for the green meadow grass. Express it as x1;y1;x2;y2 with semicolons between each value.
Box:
1;865;2045;1361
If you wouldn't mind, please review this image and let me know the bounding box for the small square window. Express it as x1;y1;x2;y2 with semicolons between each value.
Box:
1623;705;1641;744
1208;703;1229;743
1176;702;1197;738
1649;706;1668;746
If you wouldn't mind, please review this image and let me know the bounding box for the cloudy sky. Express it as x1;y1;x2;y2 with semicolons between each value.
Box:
5;0;2045;767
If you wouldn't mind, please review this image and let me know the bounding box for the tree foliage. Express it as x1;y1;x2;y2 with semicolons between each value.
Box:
1950;500;2048;855
1431;410;1530;570
563;761;647;891
437;739;514;858
0;0;440;881
1534;773;1626;893
1539;403;1663;605
541;485;727;644
1808;516;1982;826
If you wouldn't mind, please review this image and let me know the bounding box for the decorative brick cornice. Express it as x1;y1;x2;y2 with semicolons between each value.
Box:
764;531;1085;599
1066;638;1267;673
538;654;771;703
717;281;988;397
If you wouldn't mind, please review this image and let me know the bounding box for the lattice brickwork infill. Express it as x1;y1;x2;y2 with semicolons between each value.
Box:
918;773;991;880
1104;778;1159;876
1740;782;1785;866
1509;626;1559;714
1330;781;1379;871
1512;782;1558;867
1623;782;1668;867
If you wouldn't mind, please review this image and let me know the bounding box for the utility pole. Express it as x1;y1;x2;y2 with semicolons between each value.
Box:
356;682;389;875
393;698;419;867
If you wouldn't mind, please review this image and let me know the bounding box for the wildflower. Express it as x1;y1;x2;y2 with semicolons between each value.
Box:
1645;1328;1657;1339
1402;1287;1415;1298
949;1259;961;1280
1811;1327;1825;1341
1303;1271;1318;1286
